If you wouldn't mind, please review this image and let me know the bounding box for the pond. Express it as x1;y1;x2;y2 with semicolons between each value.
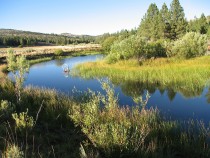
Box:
9;55;210;124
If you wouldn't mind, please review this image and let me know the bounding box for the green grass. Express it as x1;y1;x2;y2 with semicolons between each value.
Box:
28;57;53;65
75;56;210;98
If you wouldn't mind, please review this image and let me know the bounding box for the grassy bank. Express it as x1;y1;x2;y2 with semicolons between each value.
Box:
0;80;210;157
75;56;210;98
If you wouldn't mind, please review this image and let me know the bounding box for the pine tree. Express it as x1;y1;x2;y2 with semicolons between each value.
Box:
199;13;208;34
138;3;160;40
187;14;209;34
159;3;171;39
170;0;187;39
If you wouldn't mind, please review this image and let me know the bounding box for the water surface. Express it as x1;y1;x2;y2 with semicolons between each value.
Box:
9;55;210;123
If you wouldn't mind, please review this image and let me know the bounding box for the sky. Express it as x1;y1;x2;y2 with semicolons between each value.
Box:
0;0;209;35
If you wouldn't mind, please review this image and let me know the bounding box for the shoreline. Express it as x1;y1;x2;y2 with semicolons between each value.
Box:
0;44;102;80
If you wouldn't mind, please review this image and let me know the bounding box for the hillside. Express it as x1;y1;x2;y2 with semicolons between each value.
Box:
0;29;96;47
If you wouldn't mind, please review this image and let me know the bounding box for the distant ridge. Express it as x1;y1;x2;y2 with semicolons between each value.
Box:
0;29;96;47
60;32;95;38
0;29;94;37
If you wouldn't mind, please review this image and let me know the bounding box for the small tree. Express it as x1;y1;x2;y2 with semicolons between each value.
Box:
7;49;29;102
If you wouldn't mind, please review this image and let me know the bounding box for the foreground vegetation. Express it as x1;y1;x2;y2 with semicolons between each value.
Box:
1;80;210;157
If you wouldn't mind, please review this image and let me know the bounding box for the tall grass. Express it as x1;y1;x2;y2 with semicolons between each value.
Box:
75;56;210;97
0;80;86;157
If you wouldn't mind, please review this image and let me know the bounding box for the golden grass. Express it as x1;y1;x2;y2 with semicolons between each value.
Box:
79;56;210;69
0;44;101;58
75;56;210;97
0;64;7;82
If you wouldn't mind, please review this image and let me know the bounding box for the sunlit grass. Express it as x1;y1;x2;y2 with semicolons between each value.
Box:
75;56;210;97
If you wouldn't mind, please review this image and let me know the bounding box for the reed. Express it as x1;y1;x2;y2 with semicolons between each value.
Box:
75;56;210;97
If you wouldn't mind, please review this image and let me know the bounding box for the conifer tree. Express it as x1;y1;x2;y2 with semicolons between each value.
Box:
170;0;187;39
159;3;171;39
138;3;160;40
199;13;208;34
188;14;209;34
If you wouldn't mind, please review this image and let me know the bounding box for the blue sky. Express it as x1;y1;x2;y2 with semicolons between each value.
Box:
0;0;209;35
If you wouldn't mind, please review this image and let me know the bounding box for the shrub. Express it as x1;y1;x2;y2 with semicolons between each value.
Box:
107;35;146;63
144;40;167;58
69;81;154;156
54;49;64;56
0;100;14;118
102;36;117;53
7;49;29;102
171;32;207;58
106;35;167;63
4;144;24;158
12;109;34;131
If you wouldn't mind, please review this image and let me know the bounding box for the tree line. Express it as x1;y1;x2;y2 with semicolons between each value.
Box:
99;0;209;62
0;29;95;47
138;1;209;40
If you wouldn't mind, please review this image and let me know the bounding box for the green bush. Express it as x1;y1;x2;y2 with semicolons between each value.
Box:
170;32;207;58
69;81;155;156
144;40;167;58
5;144;24;158
106;35;166;63
0;100;14;118
102;36;117;53
12;109;34;131
107;35;145;63
54;49;64;56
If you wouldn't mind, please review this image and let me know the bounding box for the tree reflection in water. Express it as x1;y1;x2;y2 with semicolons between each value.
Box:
109;78;205;101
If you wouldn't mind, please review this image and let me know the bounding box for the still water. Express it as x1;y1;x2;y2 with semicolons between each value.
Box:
9;55;210;123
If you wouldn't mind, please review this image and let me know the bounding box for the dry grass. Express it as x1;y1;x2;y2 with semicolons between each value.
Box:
0;44;101;58
0;64;6;82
